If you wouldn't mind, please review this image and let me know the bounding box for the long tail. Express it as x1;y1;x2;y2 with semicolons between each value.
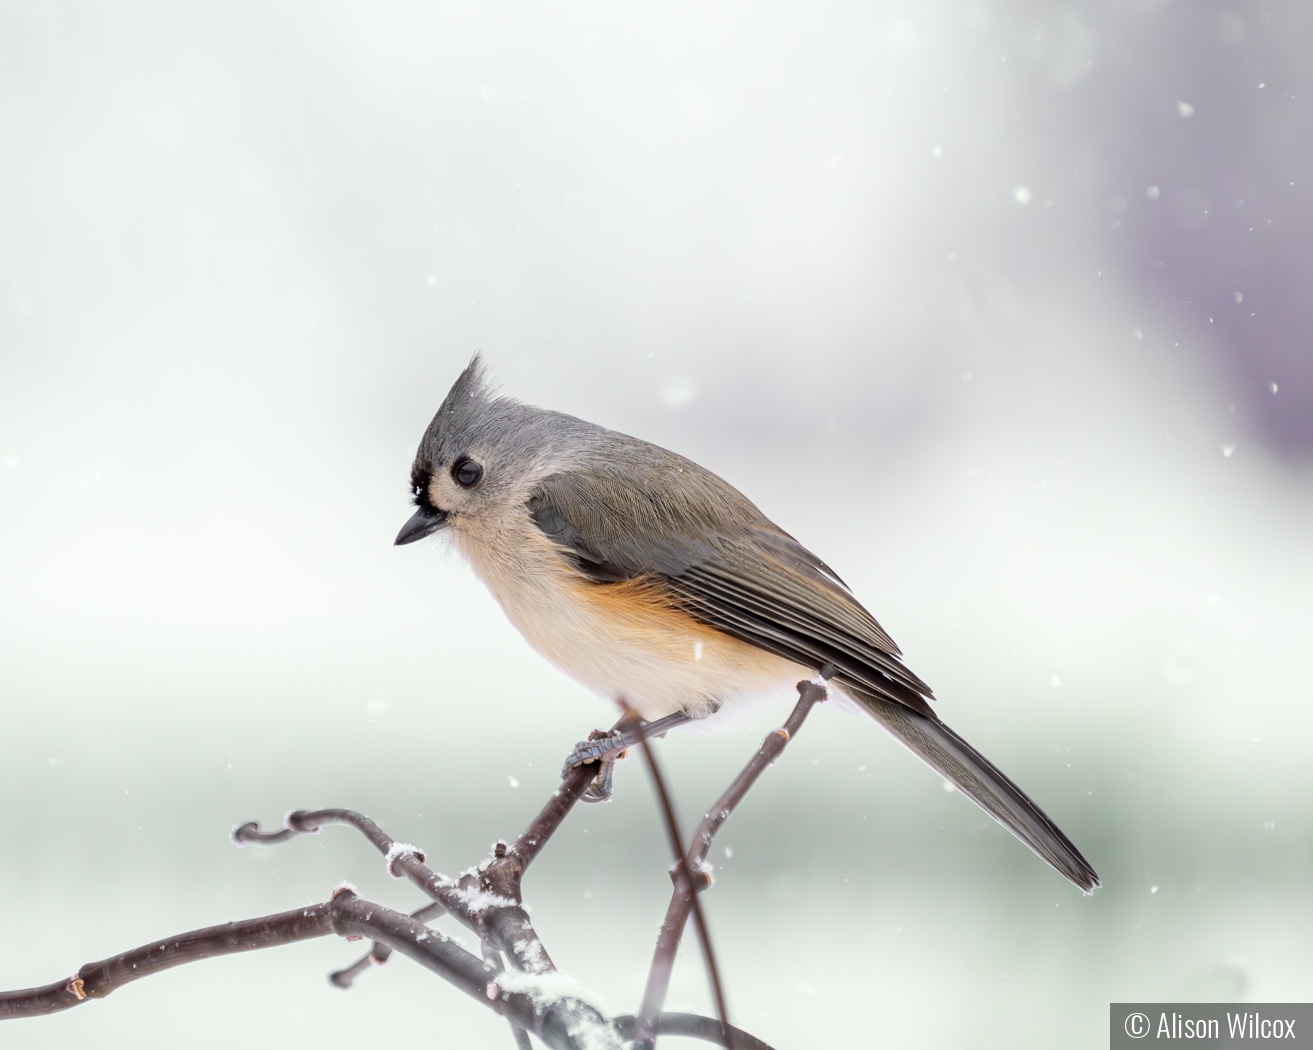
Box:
841;681;1100;894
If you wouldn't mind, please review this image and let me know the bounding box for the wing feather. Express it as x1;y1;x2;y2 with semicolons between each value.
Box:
527;471;935;719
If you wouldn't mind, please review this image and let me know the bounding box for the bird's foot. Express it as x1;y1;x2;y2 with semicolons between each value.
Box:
561;713;694;803
563;729;628;804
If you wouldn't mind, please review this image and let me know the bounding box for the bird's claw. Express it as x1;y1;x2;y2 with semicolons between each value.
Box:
563;729;628;803
580;757;617;803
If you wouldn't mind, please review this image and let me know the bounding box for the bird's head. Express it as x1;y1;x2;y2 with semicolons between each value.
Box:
395;354;560;546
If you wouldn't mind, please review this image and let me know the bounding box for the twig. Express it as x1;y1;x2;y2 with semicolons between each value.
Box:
235;808;557;976
0;886;614;1046
0;902;334;1018
637;734;735;1049
482;937;534;1050
632;675;830;1048
613;1013;774;1050
260;713;693;998
514;760;600;866
329;901;446;988
330;892;617;1050
686;675;830;876
331;891;618;1050
510;1021;534;1050
515;712;688;866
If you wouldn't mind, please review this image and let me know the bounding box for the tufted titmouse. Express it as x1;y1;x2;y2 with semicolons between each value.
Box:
395;356;1099;893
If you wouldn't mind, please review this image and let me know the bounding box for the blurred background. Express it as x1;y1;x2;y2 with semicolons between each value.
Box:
2;2;1311;1046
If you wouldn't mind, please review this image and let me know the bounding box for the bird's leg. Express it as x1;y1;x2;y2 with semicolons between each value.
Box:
561;713;693;803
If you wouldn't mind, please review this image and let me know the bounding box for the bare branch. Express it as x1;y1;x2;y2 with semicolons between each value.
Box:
482;934;534;1050
329;892;618;1050
614;1013;775;1050
235;712;709;985
0;903;334;1019
0;883;771;1048
515;712;689;866
0;888;620;1050
633;676;830;1048
637;734;735;1049
514;760;598;867
329;901;445;989
687;676;830;874
3;706;795;1049
235;808;556;976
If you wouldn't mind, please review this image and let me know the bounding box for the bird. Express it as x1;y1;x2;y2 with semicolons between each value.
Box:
394;355;1099;894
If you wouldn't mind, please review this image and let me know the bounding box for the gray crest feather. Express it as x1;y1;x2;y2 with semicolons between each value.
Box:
415;353;526;474
434;351;494;432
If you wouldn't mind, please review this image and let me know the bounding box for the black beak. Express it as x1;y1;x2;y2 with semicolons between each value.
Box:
394;506;449;546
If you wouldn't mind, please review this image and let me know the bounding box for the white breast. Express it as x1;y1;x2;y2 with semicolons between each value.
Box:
453;512;805;722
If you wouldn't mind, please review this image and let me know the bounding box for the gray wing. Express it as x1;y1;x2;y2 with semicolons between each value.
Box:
527;468;936;719
527;465;1101;893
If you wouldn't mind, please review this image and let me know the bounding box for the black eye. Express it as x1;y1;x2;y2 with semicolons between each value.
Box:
453;457;483;488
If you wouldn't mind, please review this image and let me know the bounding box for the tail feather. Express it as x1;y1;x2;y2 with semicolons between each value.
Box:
841;681;1100;894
